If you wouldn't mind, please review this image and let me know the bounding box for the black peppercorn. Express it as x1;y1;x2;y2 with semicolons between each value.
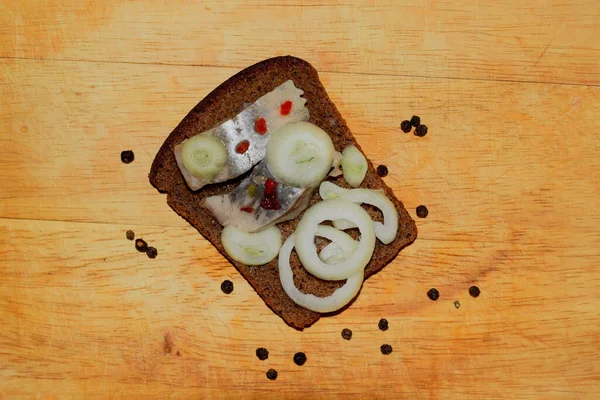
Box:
126;230;135;241
146;246;158;259
410;115;421;127
256;347;269;361
469;286;481;298
380;344;393;355
121;150;135;164
400;120;412;133
414;124;428;137
378;318;389;331
135;238;148;252
427;288;440;301
416;205;428;218
293;352;307;366
341;328;352;340
454;300;461;309
266;369;278;380
221;280;234;294
376;165;389;177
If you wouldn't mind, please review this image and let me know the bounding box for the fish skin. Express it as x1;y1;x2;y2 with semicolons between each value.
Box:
174;80;309;191
202;161;318;233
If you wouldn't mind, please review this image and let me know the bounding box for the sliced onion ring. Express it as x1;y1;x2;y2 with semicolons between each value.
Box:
317;224;358;264
319;181;399;244
319;241;357;264
331;219;356;230
294;199;376;281
279;233;364;313
315;224;357;254
266;121;335;188
221;225;282;265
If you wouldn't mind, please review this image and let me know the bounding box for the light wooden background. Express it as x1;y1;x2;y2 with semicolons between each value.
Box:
1;1;599;399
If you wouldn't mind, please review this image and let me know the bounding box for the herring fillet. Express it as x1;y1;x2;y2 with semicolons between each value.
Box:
174;80;309;191
202;161;318;233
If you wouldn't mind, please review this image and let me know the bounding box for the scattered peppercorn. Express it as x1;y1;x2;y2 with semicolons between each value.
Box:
380;344;393;355
378;318;389;331
146;246;158;259
293;352;307;366
400;120;412;133
256;347;269;361
469;286;481;298
376;165;389;177
221;280;234;295
414;124;428;137
121;150;134;164
416;205;429;218
266;368;278;380
135;238;148;252
126;230;135;241
454;300;461;309
341;328;353;340
427;288;440;301
410;115;421;127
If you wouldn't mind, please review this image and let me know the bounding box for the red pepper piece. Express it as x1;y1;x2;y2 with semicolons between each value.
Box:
264;179;278;195
260;196;281;210
236;140;250;154
280;100;293;116
260;178;281;210
254;118;267;135
240;206;254;213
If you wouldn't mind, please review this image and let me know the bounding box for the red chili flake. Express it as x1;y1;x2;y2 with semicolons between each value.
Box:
236;140;250;154
240;206;254;213
280;100;293;116
260;196;280;210
254;118;267;135
264;179;278;195
260;179;281;210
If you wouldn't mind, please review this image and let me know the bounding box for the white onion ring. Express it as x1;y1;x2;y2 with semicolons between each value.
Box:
331;219;357;230
278;232;364;313
319;241;356;264
317;225;358;264
315;224;357;254
319;181;399;244
221;225;282;265
294;199;376;280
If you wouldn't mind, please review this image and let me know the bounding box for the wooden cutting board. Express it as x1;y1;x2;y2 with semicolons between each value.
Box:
1;1;599;398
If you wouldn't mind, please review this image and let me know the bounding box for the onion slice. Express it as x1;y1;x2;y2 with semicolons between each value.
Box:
278;232;364;313
266;121;335;188
221;225;282;265
316;224;358;264
181;135;228;179
341;145;368;187
319;241;357;264
294;199;376;280
319;181;399;244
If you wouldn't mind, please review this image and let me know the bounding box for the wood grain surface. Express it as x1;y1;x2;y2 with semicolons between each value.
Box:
1;1;599;399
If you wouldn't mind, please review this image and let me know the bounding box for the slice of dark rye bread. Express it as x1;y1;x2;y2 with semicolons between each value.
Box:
149;56;417;330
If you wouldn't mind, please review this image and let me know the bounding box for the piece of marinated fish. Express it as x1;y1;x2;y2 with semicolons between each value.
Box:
202;161;318;233
175;80;309;191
